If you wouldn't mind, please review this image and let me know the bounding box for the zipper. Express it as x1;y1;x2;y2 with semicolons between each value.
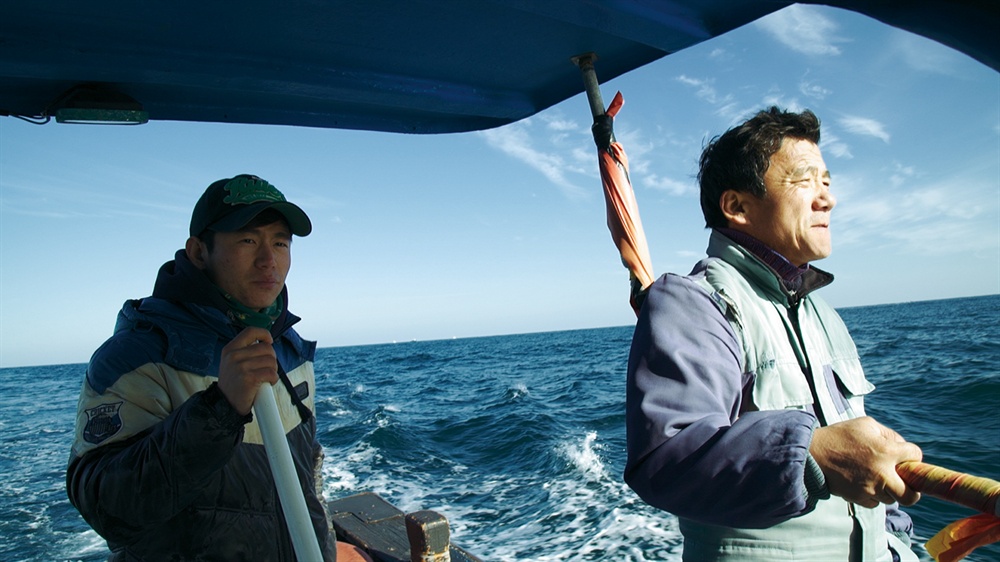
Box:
788;297;827;426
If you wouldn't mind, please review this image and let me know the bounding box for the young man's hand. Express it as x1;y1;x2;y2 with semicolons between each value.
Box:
217;327;279;415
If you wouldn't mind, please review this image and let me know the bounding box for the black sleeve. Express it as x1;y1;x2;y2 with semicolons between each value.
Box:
66;383;250;544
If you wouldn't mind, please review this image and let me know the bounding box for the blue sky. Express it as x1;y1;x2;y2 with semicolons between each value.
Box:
1;5;997;368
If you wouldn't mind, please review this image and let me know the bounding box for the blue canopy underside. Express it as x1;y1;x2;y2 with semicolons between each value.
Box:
0;0;995;133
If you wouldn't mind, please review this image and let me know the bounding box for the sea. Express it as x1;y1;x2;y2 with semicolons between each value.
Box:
1;294;998;561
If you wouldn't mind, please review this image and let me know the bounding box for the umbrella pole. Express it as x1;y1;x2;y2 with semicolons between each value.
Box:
254;383;326;561
572;52;611;127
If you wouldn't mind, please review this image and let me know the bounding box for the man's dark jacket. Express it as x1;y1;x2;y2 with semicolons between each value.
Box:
67;251;334;561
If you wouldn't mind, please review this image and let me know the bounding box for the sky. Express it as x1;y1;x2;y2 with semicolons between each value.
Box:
1;5;997;368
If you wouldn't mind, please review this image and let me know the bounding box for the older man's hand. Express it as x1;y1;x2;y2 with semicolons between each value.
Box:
810;416;923;508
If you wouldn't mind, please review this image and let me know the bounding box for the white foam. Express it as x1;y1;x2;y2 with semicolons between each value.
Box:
53;528;109;560
456;431;684;561
508;382;529;399
560;431;607;481
318;427;686;561
316;395;350;418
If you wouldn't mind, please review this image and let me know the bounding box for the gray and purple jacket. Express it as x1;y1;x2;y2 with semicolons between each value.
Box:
625;230;915;561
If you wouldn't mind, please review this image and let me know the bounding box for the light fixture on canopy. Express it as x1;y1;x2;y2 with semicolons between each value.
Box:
50;84;148;125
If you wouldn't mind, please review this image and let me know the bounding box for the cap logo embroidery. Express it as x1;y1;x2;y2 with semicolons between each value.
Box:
222;176;286;206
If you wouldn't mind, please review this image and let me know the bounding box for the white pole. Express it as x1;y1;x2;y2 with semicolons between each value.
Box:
254;383;325;561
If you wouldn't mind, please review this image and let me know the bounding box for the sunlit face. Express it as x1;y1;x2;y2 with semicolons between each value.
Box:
727;138;836;266
193;221;292;310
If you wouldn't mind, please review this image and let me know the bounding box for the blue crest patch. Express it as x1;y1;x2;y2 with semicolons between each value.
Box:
83;402;124;444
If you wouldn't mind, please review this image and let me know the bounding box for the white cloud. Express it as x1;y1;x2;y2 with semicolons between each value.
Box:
715;102;749;124
677;76;809;127
838;116;891;143
755;5;844;56
477;110;694;204
761;94;804;114
800;79;832;100
832;173;995;255
888;161;917;188
641;174;696;196
2;176;190;221
889;32;967;75
821;132;853;159
677;75;730;105
478;122;589;199
614;128;655;162
570;145;594;167
542;115;579;132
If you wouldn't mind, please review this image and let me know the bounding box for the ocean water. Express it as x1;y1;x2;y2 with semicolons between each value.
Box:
1;294;998;561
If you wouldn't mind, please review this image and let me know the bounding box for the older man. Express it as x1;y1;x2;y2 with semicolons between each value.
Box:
624;108;923;561
68;174;369;561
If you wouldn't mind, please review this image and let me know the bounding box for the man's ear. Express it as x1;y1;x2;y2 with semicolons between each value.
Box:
185;236;209;270
720;190;750;226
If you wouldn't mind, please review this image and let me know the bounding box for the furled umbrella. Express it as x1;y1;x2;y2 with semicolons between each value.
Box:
574;53;654;315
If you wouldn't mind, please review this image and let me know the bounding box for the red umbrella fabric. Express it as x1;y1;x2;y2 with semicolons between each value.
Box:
576;54;654;315
595;91;655;315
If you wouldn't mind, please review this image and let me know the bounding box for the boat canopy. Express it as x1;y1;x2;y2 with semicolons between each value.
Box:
1;0;995;133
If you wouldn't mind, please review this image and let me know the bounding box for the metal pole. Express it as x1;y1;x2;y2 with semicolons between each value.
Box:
572;52;615;145
255;383;326;561
571;52;606;119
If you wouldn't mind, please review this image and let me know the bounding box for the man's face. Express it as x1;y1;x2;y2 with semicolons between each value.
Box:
734;138;836;266
201;221;292;310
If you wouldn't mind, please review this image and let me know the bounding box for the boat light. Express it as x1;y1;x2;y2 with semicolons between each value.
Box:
51;85;148;125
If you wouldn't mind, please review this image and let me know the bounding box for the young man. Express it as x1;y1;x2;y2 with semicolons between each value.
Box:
67;174;369;561
624;108;924;561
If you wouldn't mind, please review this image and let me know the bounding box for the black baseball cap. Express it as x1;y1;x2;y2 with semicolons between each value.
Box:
189;174;312;237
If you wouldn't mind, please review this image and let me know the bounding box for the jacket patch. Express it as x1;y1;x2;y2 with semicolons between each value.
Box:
294;381;309;401
83;402;124;444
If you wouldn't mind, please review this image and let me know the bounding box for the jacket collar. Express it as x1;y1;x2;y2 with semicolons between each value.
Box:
150;249;298;337
709;229;833;303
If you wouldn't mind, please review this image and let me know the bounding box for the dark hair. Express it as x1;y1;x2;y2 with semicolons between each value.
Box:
698;106;821;229
197;208;289;252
